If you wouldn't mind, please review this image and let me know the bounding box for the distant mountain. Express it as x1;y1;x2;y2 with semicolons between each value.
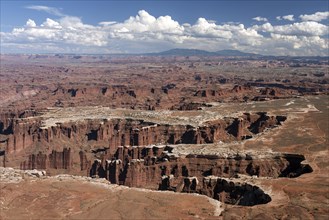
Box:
146;48;260;57
216;49;259;57
153;48;217;56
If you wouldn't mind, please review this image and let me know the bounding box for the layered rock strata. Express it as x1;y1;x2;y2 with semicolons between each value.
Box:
89;145;312;189
0;108;313;206
0;112;286;155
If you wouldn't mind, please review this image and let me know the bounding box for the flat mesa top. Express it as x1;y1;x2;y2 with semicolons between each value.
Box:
35;96;321;129
166;143;288;159
38;105;229;128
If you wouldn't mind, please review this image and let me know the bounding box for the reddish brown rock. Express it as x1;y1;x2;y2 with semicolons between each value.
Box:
20;148;72;170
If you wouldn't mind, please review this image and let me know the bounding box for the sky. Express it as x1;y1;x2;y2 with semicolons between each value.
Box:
1;0;328;55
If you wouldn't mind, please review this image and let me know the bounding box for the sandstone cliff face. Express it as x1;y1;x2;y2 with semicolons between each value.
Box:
53;85;155;103
1;112;286;156
84;144;312;206
20;148;72;170
199;177;271;206
1;111;289;178
159;175;272;206
88;145;312;191
0;110;38;133
1;109;311;207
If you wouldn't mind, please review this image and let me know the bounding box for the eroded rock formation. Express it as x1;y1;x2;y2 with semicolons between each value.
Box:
89;145;312;188
0;107;313;207
200;177;271;206
20;148;72;170
86;144;311;205
1;112;286;155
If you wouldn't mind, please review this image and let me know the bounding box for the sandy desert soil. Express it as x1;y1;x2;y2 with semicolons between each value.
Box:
0;168;222;220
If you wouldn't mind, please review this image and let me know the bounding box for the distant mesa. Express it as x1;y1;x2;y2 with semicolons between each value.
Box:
146;48;260;57
155;49;216;56
215;49;259;57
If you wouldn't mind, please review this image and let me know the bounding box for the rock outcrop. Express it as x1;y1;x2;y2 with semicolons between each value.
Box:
20;148;72;170
1;112;286;155
0;107;312;207
200;177;271;206
89;145;312;190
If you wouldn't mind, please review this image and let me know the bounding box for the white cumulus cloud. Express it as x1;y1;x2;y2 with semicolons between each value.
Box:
113;10;184;34
254;21;328;36
282;15;295;21
1;9;328;56
41;18;62;29
25;19;36;27
300;11;329;22
188;18;232;39
253;16;268;22
276;15;295;21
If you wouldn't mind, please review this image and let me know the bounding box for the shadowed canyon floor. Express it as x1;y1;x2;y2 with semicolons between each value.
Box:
0;55;328;219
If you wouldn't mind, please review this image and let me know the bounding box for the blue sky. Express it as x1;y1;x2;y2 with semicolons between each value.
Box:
1;0;328;55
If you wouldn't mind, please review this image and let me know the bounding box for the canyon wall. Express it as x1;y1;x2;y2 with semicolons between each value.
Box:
88;145;312;190
1;112;286;155
0;109;313;206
